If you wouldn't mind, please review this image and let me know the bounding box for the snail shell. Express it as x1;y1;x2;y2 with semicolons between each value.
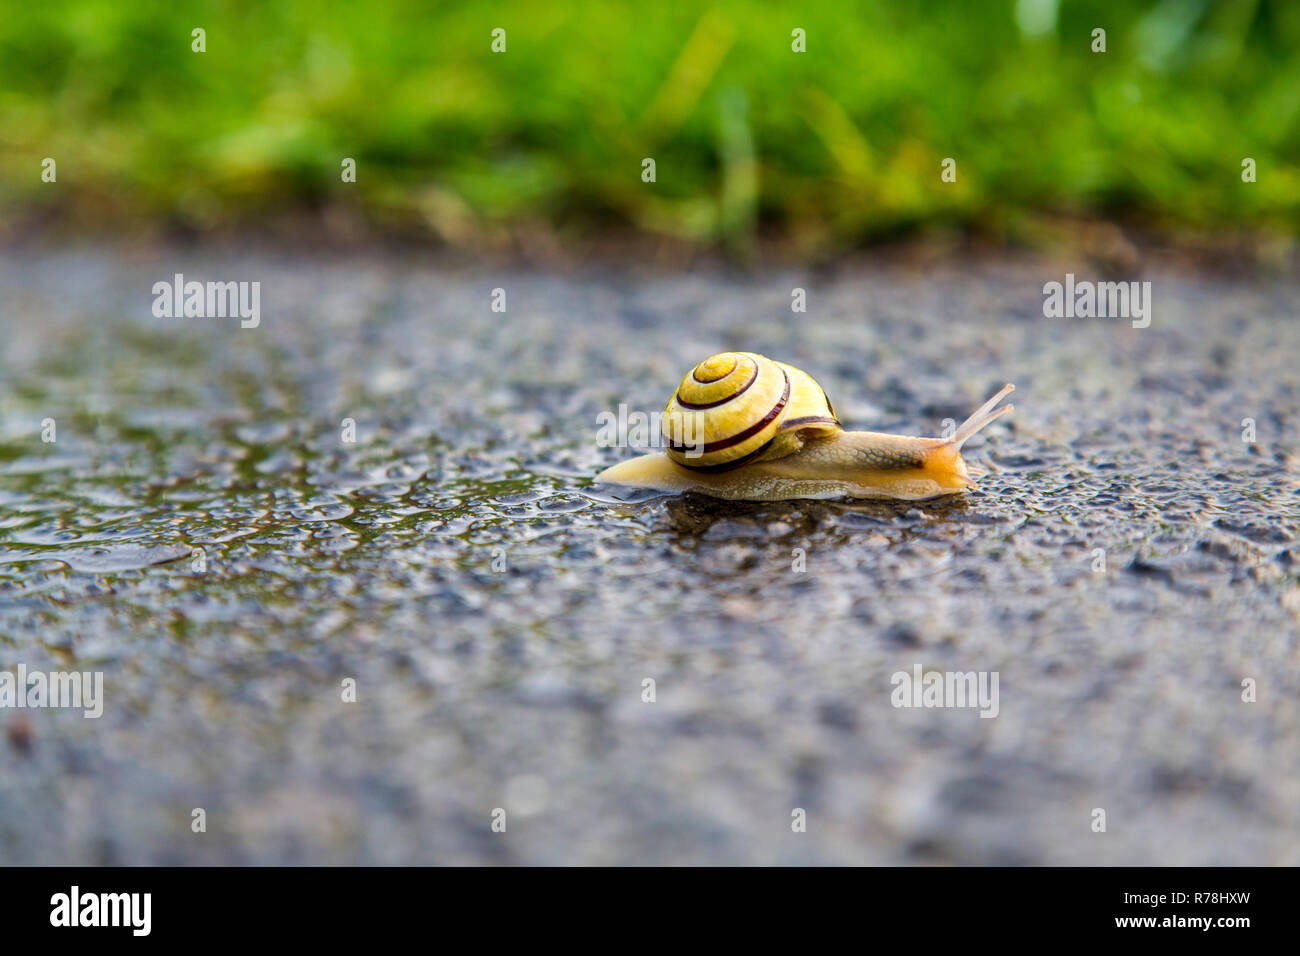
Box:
662;352;840;470
599;352;1015;502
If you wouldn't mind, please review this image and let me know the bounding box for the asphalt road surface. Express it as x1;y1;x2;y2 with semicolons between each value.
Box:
1;247;1296;864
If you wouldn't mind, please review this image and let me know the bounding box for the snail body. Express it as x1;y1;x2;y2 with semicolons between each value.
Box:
596;352;1014;502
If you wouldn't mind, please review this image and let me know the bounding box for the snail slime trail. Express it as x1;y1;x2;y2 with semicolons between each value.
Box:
597;352;1014;502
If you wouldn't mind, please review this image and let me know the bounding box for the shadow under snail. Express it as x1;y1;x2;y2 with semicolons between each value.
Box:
596;352;1015;501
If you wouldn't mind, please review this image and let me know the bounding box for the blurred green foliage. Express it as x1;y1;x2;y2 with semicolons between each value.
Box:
2;0;1297;253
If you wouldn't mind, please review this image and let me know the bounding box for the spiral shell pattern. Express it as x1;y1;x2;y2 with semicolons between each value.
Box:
662;352;840;471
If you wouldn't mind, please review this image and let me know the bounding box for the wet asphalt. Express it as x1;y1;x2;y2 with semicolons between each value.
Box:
0;246;1297;864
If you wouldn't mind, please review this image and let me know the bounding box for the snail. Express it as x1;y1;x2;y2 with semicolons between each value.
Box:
596;352;1014;501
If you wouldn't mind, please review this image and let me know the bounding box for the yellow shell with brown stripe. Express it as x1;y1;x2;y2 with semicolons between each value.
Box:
661;352;842;471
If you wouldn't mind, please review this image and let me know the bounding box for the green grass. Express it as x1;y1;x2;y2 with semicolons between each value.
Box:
2;0;1298;253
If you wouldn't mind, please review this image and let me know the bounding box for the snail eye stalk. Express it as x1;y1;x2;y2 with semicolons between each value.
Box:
950;384;1014;448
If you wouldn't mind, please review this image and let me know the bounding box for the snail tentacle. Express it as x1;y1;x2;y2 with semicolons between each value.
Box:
950;383;1015;448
